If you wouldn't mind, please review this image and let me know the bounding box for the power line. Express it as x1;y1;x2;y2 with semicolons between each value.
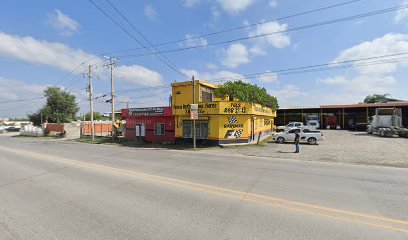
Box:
103;0;187;79
102;0;364;55
115;4;408;59
88;0;188;79
210;57;408;83
4;51;408;106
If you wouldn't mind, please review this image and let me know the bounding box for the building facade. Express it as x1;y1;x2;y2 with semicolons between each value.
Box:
121;107;175;143
171;80;276;145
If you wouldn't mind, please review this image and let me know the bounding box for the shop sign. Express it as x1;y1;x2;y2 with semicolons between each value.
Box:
129;107;164;116
190;104;198;120
224;116;244;138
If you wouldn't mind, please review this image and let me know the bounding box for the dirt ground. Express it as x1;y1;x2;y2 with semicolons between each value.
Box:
204;130;408;168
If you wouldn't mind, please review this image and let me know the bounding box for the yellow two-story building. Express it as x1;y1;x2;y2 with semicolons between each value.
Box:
171;80;276;145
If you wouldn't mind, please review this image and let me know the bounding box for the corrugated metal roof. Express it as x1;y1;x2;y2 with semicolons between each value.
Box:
279;102;408;110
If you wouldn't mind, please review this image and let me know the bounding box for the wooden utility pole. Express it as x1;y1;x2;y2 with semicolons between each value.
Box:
88;65;95;142
192;75;196;149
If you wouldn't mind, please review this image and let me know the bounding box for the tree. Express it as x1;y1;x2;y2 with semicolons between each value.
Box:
27;86;79;125
27;111;43;126
363;94;395;103
214;80;279;110
83;112;109;121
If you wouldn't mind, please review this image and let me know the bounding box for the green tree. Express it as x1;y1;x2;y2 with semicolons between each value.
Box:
83;112;109;121
27;86;79;125
27;111;43;126
214;80;279;110
363;94;393;103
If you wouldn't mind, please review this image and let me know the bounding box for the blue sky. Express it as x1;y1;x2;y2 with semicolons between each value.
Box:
1;0;408;118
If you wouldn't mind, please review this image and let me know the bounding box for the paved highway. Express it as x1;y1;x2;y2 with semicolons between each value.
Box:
0;135;407;239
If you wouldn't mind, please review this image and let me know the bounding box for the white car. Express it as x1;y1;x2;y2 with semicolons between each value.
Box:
277;122;317;132
272;128;324;145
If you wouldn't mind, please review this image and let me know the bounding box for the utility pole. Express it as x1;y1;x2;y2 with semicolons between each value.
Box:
88;65;95;142
192;75;196;149
109;57;116;139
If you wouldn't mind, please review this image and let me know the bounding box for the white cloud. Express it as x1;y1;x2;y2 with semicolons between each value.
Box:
222;43;250;68
0;32;164;87
144;5;158;21
249;21;290;49
0;76;48;117
181;69;246;83
249;46;266;56
318;33;408;96
0;76;45;100
216;0;256;14
394;0;408;24
316;76;348;86
268;0;278;8
183;0;202;8
181;34;208;48
206;63;217;70
268;85;307;107
116;65;163;86
256;71;278;83
47;9;79;36
0;32;93;71
211;6;221;22
332;33;408;75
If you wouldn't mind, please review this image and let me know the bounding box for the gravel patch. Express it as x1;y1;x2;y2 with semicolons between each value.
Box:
204;130;408;168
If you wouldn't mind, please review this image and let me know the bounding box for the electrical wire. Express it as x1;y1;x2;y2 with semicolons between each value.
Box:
104;0;187;79
89;0;188;79
114;4;408;59
101;0;365;55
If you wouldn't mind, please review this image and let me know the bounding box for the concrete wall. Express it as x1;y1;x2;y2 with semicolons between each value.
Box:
45;123;80;139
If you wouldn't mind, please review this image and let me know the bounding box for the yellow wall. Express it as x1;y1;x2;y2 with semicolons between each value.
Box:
172;80;276;142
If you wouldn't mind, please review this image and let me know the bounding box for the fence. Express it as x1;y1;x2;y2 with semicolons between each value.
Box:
81;121;113;137
20;125;44;137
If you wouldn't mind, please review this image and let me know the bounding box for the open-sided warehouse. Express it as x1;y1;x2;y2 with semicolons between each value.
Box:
276;102;408;130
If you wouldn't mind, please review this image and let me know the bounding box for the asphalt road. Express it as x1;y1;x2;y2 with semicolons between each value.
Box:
0;135;407;239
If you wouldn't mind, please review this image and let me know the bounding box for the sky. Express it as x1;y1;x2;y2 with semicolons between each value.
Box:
1;0;408;118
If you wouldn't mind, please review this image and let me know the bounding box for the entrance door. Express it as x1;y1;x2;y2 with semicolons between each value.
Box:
251;118;255;141
135;124;145;140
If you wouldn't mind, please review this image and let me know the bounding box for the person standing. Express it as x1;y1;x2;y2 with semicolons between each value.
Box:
294;129;300;153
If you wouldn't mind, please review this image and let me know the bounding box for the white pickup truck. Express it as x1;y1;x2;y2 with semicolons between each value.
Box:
277;122;317;132
272;128;324;145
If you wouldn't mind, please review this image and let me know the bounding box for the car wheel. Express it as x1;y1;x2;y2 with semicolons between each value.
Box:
308;137;317;145
276;137;285;144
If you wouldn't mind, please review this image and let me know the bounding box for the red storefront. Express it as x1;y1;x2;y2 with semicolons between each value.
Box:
121;107;175;143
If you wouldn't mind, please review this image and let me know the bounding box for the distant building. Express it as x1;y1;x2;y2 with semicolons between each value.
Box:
0;118;10;123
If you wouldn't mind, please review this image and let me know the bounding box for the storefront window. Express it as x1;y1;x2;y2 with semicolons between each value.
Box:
183;121;192;138
154;123;165;135
183;120;209;139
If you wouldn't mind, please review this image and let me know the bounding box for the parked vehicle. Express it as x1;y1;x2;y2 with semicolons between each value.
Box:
367;108;408;137
306;114;320;129
277;122;317;132
324;115;340;129
272;128;324;145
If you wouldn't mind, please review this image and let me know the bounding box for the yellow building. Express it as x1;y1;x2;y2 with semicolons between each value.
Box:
171;80;276;145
